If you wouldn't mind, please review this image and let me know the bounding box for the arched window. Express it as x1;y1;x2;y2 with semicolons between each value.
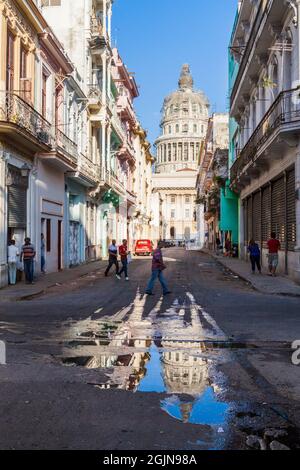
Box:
270;56;279;99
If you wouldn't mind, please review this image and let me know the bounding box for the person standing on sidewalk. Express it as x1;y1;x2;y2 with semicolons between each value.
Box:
248;239;261;274
267;232;281;277
145;241;171;296
105;240;119;277
117;239;130;281
41;233;46;274
7;240;19;285
20;238;36;284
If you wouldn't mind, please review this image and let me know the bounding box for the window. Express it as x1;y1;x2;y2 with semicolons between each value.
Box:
176;124;179;133
183;123;188;133
184;143;188;161
171;195;176;204
20;47;27;79
185;209;190;219
193;124;197;133
46;219;51;252
42;71;48;118
185;196;190;204
6;30;15;92
169;125;172;134
171;210;175;219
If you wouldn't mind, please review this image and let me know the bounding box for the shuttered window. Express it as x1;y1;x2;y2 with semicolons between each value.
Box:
286;168;296;250
271;176;285;249
261;185;271;248
252;191;261;243
8;185;27;228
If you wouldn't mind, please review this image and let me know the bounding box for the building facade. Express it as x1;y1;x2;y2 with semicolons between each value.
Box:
0;0;152;287
229;0;300;281
153;64;210;243
195;114;229;249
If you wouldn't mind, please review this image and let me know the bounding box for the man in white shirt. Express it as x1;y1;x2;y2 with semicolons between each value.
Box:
7;240;19;285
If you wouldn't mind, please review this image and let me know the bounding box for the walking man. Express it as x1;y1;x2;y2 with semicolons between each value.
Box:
145;241;171;296
7;240;19;285
20;237;36;284
117;239;130;281
267;232;281;277
105;240;119;277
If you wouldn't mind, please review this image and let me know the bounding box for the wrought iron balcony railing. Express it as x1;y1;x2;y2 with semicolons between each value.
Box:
0;92;53;146
230;88;300;183
56;129;79;164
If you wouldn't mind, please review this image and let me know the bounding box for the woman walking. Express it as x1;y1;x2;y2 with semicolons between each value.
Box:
248;239;261;274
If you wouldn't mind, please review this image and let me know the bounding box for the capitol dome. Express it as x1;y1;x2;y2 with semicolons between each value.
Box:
155;64;210;174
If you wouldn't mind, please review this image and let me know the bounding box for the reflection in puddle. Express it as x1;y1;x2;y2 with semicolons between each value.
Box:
161;387;229;426
60;291;230;435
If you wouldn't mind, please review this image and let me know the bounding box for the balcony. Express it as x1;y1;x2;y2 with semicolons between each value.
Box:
0;92;53;152
126;189;137;206
89;17;108;52
117;95;136;127
87;83;102;111
230;88;300;188
230;0;286;112
118;140;135;164
110;170;126;195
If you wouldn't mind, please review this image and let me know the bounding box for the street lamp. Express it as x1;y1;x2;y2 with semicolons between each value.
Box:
20;163;31;177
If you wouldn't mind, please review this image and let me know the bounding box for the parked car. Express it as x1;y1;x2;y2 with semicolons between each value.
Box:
134;240;153;256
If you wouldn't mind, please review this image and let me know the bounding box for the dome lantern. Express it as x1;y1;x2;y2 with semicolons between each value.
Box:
178;64;193;91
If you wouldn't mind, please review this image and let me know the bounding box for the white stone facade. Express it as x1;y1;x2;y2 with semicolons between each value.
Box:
230;0;300;281
153;65;209;242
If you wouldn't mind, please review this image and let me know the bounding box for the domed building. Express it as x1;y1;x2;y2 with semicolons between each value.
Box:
152;65;210;242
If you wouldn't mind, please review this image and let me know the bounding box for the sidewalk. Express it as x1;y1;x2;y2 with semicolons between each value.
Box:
0;260;107;302
203;250;300;297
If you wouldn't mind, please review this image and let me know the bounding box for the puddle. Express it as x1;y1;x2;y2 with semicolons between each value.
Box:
58;290;232;444
161;387;229;426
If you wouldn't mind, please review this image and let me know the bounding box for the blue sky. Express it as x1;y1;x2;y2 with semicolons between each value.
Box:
113;0;238;145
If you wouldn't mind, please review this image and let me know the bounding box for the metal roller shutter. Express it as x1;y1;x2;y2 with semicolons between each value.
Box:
252;191;261;243
271;176;285;249
261;185;271;248
286;168;296;251
8;185;27;228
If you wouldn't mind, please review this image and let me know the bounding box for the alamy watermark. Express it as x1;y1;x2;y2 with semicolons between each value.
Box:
291;340;300;366
0;340;6;365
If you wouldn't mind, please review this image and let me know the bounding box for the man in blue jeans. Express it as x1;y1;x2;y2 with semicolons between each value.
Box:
21;237;36;284
145;241;171;296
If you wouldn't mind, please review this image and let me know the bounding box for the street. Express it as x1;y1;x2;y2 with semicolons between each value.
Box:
0;248;299;450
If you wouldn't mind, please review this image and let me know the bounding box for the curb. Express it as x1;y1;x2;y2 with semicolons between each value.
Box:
202;250;300;298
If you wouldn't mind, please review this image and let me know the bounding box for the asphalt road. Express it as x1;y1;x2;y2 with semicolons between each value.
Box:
0;248;299;450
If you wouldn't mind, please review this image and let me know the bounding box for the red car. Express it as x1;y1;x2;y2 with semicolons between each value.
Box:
134;240;153;256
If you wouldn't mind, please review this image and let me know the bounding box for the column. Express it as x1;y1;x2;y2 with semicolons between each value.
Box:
0;151;8;287
101;52;107;105
103;0;107;37
107;1;112;44
101;120;106;177
107;124;112;174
